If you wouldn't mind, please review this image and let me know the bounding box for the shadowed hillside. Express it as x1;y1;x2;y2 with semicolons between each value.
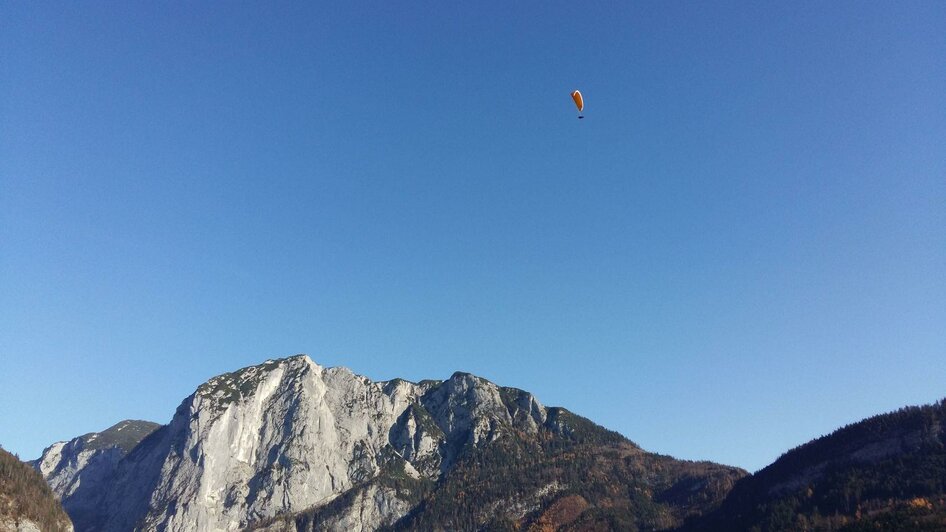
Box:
682;399;946;531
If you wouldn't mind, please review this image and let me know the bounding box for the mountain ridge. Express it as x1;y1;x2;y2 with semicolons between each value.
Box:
33;354;745;531
26;355;946;531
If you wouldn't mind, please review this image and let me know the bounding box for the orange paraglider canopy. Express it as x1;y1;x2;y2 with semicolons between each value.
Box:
571;90;584;119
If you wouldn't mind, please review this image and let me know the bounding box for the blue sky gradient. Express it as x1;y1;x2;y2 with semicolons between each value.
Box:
2;2;944;471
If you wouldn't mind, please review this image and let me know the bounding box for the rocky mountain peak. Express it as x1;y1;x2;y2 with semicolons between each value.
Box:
34;354;744;531
194;355;318;409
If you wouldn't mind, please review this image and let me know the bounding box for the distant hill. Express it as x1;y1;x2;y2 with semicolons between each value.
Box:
683;399;946;531
0;446;72;532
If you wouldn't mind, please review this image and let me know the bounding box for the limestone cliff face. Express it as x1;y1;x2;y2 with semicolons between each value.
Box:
39;356;552;531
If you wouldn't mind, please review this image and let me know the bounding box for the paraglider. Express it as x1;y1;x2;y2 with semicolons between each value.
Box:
571;90;584;119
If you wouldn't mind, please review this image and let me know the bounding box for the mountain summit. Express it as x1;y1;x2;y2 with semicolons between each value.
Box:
34;355;744;531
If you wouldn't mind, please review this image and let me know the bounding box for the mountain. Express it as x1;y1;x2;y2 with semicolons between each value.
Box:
34;355;745;531
33;420;161;495
31;420;160;530
0;446;72;532
683;399;946;531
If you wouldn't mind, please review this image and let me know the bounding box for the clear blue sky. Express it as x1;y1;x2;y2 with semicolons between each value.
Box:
2;2;944;472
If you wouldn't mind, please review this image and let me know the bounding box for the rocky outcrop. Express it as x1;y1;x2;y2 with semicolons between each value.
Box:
0;517;42;532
